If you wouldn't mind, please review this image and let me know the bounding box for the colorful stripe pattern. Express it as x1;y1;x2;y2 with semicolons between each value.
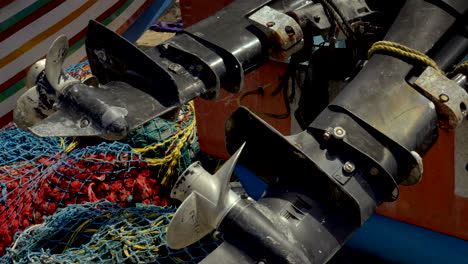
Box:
0;0;154;127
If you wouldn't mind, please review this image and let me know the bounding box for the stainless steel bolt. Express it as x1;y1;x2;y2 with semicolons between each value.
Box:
333;127;346;138
323;131;332;140
343;161;355;173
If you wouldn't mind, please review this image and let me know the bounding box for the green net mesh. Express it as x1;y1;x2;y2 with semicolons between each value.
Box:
124;103;199;188
0;61;203;261
1;201;219;264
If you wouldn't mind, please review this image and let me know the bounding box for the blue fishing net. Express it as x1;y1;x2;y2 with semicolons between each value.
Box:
0;123;63;167
0;201;219;264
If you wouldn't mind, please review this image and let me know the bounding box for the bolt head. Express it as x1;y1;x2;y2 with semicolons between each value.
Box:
266;21;275;27
343;161;355;173
285;25;295;37
168;63;182;73
333;126;346;138
323;131;332;140
96;50;107;62
80;118;90;128
439;94;449;103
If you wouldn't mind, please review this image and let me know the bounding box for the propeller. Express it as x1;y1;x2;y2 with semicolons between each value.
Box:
166;143;246;249
14;35;78;130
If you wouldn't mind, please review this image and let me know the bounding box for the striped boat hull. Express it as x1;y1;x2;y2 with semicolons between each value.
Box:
0;0;168;127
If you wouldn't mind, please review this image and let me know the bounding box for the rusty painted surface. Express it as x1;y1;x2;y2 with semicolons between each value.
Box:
413;67;468;131
195;61;290;159
181;0;290;159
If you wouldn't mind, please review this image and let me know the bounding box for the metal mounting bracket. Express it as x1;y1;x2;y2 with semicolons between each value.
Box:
249;5;304;60
414;66;468;131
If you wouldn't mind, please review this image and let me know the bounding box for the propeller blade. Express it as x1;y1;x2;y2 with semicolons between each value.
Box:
26;59;46;88
45;35;78;92
166;192;215;249
166;144;246;249
215;143;245;201
14;86;43;130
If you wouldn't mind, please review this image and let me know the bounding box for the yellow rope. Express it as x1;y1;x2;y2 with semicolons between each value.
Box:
173;256;185;262
59;137;80;153
67;211;172;256
368;41;443;74
448;60;468;77
132;244;148;250
63;219;91;252
369;40;468;84
59;137;66;149
132;101;197;186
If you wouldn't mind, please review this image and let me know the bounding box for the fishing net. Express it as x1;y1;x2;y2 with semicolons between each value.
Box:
0;201;219;264
124;103;198;187
65;61;92;80
0;61;199;256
